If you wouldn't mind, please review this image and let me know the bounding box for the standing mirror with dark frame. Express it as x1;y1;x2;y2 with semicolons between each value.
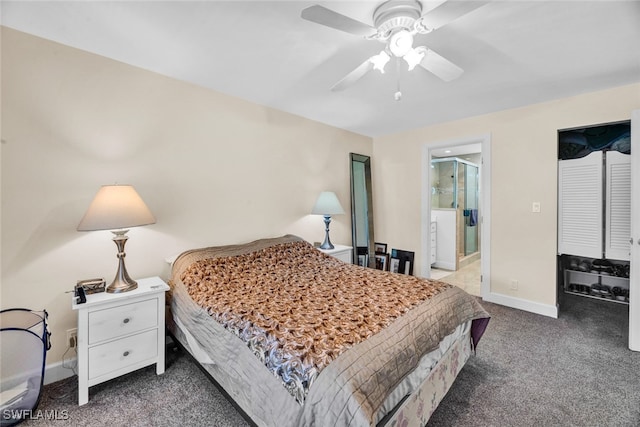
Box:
350;153;376;268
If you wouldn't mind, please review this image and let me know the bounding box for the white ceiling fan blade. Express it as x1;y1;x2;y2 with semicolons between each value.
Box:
331;60;375;92
419;0;489;31
419;48;464;81
301;5;377;37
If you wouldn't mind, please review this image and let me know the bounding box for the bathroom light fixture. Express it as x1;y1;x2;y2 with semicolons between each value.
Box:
77;185;156;293
311;191;345;250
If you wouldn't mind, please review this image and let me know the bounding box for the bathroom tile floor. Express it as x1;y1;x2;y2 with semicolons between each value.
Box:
431;259;481;296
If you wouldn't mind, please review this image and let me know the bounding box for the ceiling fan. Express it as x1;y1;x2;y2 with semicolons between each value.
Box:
301;0;487;92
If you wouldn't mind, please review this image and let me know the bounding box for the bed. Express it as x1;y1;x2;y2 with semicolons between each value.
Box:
167;235;489;427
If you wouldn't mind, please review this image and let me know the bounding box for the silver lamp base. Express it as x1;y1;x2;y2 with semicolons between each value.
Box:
106;230;138;293
319;215;335;250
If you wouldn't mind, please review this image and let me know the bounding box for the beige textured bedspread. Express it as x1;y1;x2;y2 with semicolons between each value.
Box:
170;235;489;426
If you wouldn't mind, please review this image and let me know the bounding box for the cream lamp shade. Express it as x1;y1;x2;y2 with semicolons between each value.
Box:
311;191;345;250
311;191;345;216
77;185;156;231
77;185;155;293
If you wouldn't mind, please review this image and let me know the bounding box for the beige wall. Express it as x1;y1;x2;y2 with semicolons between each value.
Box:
0;28;371;367
373;83;640;308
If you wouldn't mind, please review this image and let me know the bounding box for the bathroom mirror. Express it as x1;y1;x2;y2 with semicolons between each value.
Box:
350;153;376;267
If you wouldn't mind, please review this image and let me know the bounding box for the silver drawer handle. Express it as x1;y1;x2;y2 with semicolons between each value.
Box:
123;318;130;324
123;351;130;357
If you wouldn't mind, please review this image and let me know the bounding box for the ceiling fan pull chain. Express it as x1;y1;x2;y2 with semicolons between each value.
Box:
395;57;402;101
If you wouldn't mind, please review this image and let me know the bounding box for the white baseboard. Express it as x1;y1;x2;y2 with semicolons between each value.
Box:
433;261;456;270
44;358;77;385
483;292;558;319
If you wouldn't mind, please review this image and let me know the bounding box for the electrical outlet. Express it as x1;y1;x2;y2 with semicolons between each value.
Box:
67;328;77;349
510;280;519;290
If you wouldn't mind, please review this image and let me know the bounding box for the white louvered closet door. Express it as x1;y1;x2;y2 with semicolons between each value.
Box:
558;151;603;258
606;151;631;261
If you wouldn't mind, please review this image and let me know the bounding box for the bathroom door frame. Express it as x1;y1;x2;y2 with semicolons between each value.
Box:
421;133;492;299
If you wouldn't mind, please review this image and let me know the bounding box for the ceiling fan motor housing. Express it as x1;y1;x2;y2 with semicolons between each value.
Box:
373;0;423;37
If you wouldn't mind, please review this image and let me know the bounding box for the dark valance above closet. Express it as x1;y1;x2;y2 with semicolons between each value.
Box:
559;123;630;160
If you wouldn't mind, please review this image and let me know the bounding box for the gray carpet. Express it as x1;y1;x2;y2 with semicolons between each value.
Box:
427;294;640;427
25;293;640;426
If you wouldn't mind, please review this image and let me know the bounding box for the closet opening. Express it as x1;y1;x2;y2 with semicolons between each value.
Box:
557;120;631;318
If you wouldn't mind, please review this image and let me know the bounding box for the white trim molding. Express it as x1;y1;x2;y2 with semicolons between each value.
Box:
44;358;77;385
484;292;559;319
422;133;491;302
629;109;640;351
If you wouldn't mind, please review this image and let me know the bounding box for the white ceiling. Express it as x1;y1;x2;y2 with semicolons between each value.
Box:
2;1;639;137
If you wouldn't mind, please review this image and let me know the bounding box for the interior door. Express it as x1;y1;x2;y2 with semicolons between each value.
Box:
558;152;603;259
630;109;639;352
605;151;631;261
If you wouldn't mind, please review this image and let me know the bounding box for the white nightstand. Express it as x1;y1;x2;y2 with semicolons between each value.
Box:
72;276;170;405
318;244;353;263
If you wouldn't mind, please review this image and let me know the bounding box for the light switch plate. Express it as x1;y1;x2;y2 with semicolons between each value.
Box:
532;202;541;213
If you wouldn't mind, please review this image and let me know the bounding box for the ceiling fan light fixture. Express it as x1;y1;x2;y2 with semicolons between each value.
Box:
302;0;471;92
388;30;414;57
370;50;391;73
403;47;425;71
414;17;434;34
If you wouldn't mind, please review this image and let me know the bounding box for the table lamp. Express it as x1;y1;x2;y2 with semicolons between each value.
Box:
311;191;345;250
77;185;156;293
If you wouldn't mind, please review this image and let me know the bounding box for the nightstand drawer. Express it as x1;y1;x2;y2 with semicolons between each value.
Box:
332;250;352;263
88;329;158;380
88;298;157;344
318;244;353;263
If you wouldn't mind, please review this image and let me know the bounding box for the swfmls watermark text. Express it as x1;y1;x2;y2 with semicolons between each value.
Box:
3;409;69;421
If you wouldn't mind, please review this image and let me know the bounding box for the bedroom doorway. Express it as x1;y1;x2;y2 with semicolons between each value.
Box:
422;134;491;299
